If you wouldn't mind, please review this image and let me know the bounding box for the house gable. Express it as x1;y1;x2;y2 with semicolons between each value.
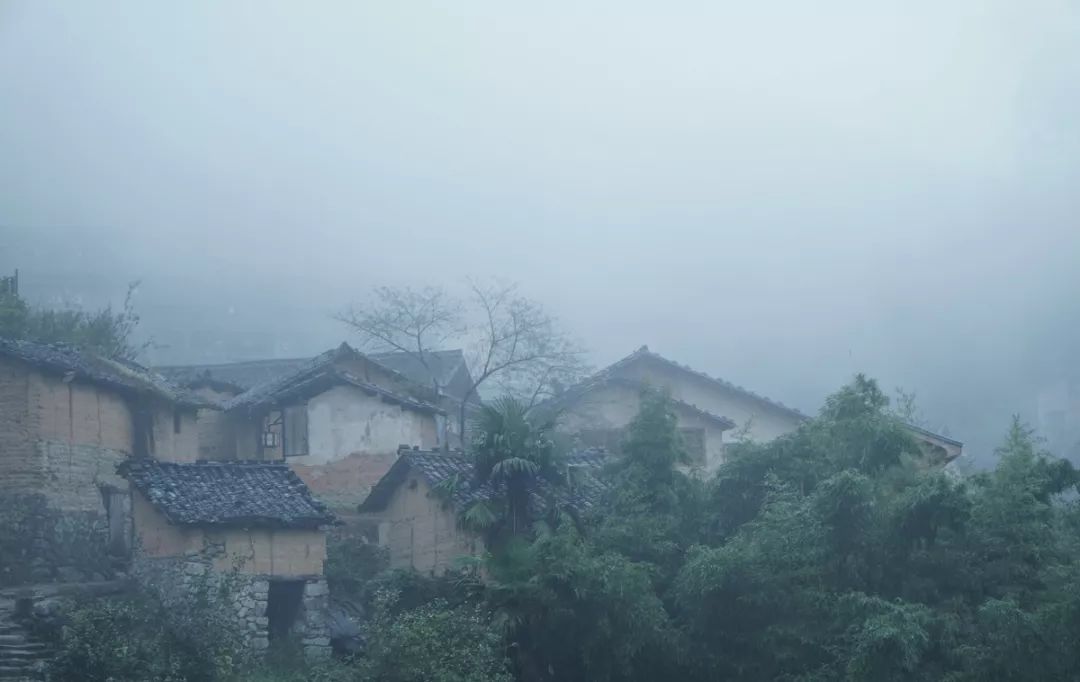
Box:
607;349;806;442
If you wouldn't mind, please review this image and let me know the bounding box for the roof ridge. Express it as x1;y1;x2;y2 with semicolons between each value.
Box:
623;346;809;420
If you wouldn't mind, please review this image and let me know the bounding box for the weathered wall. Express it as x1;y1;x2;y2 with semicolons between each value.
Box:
198;408;237;459
215;528;327;577
132;492;327;577
557;382;730;470
0;357;37;495
18;368;197;510
131;492;331;659
290;451;399;519
304;385;434;465
280;385;437;514
235;417;265;461
31;370;134;453
151;408;199;463
615;358;803;442
27;370;131;512
377;474;481;574
132;491;203;556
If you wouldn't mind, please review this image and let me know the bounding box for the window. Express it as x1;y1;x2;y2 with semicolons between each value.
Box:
133;406;155;457
679;427;706;465
282;405;308;457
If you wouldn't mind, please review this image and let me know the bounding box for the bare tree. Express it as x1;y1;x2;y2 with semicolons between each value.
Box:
340;279;587;446
339;286;464;398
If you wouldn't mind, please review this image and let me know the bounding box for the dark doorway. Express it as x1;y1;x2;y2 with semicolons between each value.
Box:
267;580;305;643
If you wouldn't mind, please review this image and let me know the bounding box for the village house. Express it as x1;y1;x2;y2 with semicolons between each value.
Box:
159;346;478;458
546;346;963;470
121;458;337;658
161;344;450;519
357;447;607;573
0;338;205;572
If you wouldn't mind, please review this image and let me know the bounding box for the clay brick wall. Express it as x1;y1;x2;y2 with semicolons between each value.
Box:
151;408;199;463
31;370;133;453
216;528;327;577
0;357;38;495
191;387;238;460
381;473;481;574
131;490;327;577
23;368;131;512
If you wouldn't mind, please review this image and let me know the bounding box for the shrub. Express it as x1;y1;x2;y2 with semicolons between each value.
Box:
359;588;512;682
49;572;251;682
324;531;388;601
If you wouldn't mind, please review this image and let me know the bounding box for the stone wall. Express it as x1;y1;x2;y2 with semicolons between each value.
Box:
0;493;114;587
133;548;331;660
130;493;331;659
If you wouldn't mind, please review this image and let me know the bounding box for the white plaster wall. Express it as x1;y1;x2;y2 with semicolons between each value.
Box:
615;359;803;442
557;382;729;470
296;385;433;466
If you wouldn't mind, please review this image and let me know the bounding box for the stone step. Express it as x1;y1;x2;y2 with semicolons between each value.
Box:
0;647;50;659
0;664;37;679
0;643;46;652
0;637;25;646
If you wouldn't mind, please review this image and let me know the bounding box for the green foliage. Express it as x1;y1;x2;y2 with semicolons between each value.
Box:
50;575;251;682
0;494;113;586
324;531;389;601
485;528;678;682
470;396;561;538
359;588;513;682
591;387;705;584
0;282;144;360
41;376;1080;682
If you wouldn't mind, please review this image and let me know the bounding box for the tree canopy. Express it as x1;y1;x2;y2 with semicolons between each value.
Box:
360;376;1080;682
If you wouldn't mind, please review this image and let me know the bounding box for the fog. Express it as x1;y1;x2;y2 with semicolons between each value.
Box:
2;1;1079;464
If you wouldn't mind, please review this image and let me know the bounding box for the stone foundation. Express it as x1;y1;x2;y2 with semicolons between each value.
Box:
0;493;116;587
133;547;331;660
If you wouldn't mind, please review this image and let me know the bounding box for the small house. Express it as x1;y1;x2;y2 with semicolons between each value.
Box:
358;447;607;573
122;459;336;658
161;344;447;518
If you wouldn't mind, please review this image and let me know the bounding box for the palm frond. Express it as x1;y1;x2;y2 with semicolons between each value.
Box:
462;500;499;531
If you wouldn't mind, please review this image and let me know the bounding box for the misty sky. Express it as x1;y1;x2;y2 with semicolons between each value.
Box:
2;1;1080;462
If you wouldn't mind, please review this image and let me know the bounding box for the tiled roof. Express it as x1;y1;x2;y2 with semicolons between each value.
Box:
157;357;309;393
619;346;809;420
158;348;470;400
0;338;207;407
222;344;443;415
120;459;336;529
368;350;468;393
358;447;609;517
903;421;964;450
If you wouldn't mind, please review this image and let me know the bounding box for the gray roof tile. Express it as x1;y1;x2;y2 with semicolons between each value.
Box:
358;448;609;518
121;459;336;529
0;338;207;407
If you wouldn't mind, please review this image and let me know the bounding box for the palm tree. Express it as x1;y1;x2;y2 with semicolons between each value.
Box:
469;396;559;538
